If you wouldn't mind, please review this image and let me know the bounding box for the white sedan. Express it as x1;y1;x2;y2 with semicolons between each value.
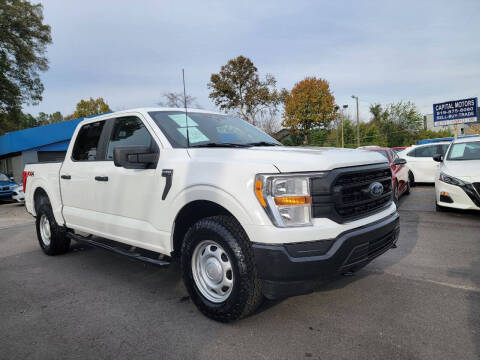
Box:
434;137;480;211
398;142;451;184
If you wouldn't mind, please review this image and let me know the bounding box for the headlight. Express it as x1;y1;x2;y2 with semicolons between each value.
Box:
254;173;326;227
439;172;466;186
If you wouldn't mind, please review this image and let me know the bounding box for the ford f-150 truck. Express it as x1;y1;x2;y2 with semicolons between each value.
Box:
24;108;399;322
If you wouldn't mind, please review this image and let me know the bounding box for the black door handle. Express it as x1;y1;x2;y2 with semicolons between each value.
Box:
61;175;71;180
95;176;108;182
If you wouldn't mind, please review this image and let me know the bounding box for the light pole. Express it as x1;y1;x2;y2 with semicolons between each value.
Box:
351;95;360;147
342;104;348;148
334;105;340;146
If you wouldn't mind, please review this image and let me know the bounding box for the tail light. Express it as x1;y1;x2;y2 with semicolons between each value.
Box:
23;171;33;193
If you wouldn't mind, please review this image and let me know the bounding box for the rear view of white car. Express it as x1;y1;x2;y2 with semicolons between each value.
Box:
434;137;480;211
399;142;450;184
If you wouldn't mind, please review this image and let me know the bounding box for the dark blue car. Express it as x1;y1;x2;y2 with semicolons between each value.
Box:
0;172;17;199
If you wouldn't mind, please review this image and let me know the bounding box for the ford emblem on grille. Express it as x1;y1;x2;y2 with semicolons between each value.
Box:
368;182;384;198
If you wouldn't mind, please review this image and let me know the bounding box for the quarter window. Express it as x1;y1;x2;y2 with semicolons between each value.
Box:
106;117;153;160
72;121;106;161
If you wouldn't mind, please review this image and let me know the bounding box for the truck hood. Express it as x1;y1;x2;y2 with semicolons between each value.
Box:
443;160;480;180
188;146;388;172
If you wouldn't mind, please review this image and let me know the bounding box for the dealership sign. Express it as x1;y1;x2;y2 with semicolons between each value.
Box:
433;97;478;126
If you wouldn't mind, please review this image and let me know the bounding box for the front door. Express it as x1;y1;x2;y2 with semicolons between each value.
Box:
92;115;169;253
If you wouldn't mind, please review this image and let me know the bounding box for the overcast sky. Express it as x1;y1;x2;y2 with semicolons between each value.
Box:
25;0;480;122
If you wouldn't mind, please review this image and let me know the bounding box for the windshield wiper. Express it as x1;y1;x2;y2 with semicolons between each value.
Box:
246;141;281;147
189;142;250;148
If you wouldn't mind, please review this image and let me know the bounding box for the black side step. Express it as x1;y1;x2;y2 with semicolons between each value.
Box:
66;232;170;267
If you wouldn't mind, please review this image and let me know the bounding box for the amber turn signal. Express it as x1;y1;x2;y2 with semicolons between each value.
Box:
274;196;312;206
255;180;267;207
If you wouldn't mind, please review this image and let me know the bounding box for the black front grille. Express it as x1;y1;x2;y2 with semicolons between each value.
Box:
2;186;9;191
474;183;480;194
311;164;393;223
335;169;392;220
462;183;480;207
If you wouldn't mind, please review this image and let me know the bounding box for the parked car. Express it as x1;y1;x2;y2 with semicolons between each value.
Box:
434;136;480;211
358;146;410;203
0;172;18;200
24;108;400;322
392;146;407;154
11;184;25;202
398;142;451;184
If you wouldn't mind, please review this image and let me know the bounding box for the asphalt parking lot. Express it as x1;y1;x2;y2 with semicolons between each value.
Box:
1;186;479;360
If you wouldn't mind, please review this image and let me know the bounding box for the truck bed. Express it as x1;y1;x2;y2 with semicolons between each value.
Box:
24;162;64;224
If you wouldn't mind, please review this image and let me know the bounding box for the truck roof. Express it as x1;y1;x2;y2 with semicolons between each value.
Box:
76;107;223;126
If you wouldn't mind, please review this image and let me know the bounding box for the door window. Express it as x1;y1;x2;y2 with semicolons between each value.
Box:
72;121;106;161
413;145;436;158
106;117;154;160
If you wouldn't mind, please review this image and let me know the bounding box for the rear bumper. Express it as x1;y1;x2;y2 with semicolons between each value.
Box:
252;212;400;299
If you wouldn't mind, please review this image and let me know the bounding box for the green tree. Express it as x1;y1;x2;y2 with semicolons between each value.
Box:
208;55;284;126
0;0;52;111
368;101;423;147
36;111;63;125
66;97;111;119
282;77;337;145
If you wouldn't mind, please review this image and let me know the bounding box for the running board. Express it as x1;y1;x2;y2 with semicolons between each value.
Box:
66;232;170;267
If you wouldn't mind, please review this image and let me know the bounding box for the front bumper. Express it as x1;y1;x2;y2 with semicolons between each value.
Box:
252;212;400;299
0;191;13;198
435;180;480;211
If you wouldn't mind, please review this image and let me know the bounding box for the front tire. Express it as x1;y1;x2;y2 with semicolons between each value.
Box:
393;181;399;205
404;178;411;195
181;216;263;322
36;204;70;255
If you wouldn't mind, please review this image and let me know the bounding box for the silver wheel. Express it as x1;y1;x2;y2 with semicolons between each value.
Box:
191;240;234;303
39;214;51;247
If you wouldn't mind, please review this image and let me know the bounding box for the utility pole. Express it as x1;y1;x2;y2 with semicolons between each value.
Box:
351;95;360;147
342;104;348;147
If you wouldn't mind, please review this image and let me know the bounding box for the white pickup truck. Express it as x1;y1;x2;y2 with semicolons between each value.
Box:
24;108;400;322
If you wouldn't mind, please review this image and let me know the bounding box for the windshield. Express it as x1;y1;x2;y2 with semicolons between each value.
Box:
447;141;480;161
0;173;9;181
148;111;281;148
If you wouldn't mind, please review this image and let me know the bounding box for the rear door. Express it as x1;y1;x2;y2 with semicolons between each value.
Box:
407;144;438;182
391;150;408;192
60;119;110;231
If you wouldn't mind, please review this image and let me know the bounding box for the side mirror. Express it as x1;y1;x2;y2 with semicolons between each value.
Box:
393;158;407;166
9;177;15;182
432;154;443;162
113;146;158;169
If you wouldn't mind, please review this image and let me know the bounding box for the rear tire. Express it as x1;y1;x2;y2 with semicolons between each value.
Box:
36;203;70;255
181;215;263;322
408;171;415;188
404;178;411;195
